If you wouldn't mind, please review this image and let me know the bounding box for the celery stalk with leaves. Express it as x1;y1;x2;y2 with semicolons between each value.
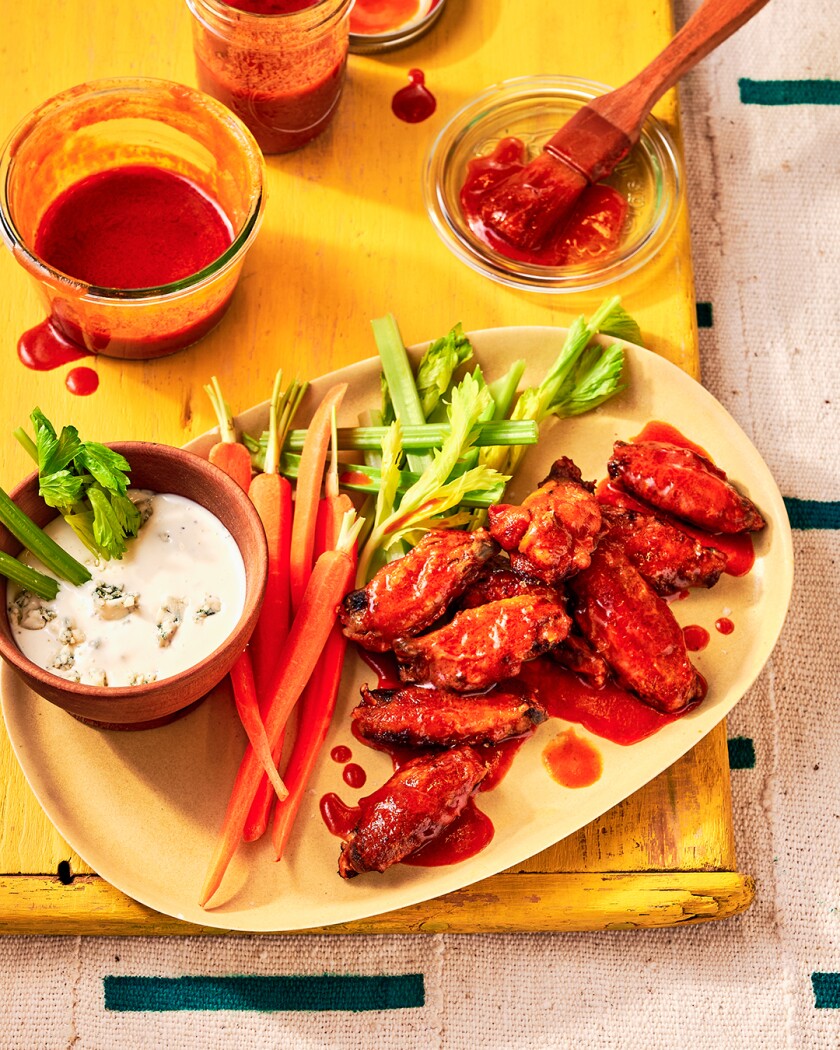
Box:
356;371;510;584
15;409;141;562
479;295;638;478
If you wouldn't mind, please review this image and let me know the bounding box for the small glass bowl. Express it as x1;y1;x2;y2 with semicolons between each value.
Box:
0;78;265;360
424;76;683;293
349;0;446;53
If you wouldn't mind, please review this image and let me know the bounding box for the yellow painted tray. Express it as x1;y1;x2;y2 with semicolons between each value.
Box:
0;0;754;933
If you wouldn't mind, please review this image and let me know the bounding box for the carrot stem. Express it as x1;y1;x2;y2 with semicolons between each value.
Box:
199;526;360;908
204;375;252;491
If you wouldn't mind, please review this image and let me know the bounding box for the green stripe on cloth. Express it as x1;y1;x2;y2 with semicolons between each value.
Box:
104;974;425;1013
783;498;840;530
739;79;840;105
812;973;840;1008
727;736;756;770
696;302;713;328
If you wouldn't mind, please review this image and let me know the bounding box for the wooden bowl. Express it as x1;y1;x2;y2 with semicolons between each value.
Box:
0;442;267;729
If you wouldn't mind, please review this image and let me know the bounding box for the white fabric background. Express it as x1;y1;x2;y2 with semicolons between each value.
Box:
1;0;838;1047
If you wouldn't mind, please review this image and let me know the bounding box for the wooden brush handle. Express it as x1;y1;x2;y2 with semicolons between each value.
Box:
590;0;772;141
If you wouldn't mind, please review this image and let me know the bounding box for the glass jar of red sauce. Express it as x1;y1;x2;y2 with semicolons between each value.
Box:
186;0;353;154
0;78;265;361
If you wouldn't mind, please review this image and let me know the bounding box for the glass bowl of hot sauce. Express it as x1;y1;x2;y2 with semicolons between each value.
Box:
424;76;683;293
0;78;265;361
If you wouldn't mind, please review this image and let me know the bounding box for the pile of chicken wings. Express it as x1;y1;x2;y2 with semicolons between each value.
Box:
335;438;765;878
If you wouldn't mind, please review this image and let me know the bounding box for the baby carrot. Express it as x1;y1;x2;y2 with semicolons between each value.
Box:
243;374;307;843
229;649;288;804
272;491;355;861
204;376;252;492
288;383;347;612
199;512;363;909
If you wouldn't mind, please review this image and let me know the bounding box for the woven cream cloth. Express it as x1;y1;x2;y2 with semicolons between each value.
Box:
1;0;838;1047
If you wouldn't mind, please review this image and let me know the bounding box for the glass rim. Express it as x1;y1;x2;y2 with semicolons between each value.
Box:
423;75;684;294
0;76;266;302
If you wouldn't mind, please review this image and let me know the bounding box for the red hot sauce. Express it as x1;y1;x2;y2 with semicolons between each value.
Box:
460;137;628;267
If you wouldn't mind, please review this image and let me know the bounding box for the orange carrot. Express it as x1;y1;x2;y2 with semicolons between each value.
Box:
242;373;306;843
289;383;348;612
229;649;288;803
199;516;361;908
272;492;354;861
204;376;252;491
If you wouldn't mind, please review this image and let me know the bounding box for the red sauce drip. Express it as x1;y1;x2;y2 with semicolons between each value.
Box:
330;745;352;763
343;763;367;788
319;792;360;839
715;617;735;635
402;797;494;867
65;366;99;397
357;647;402;689
352;0;437;33
339;470;373;487
683;624;710;652
478;735;530;792
542;728;603;788
35;166;233;289
18;319;91;372
391;69;437;124
518;658;689;746
630;419;711;459
459;137;628;267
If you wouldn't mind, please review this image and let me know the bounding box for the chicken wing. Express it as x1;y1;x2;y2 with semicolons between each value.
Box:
551;630;611;688
488;457;603;583
353;682;547;749
339;528;499;652
393;594;571;693
607;441;765;534
338;746;487;878
568;538;701;713
602;506;727;595
458;556;562;608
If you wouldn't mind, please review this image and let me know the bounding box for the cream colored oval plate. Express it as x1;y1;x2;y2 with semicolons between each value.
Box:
1;327;793;931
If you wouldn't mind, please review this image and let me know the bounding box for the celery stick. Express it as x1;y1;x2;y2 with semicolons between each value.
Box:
371;314;430;473
278;453;505;507
0;487;90;586
487;360;526;420
0;552;59;601
283;419;537;452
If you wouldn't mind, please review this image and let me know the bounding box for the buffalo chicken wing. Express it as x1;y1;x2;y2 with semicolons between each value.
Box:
608;440;765;534
339;528;498;651
488;457;602;583
353;683;547;749
568;538;702;713
394;594;571;693
338;746;487;878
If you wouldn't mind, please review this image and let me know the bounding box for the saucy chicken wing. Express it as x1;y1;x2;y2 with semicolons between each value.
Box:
338;746;487;878
602;506;727;595
568;538;701;713
458;556;562;608
608;440;765;534
393;594;571;693
551;629;611;688
339;528;498;652
488;457;603;584
353;683;547;749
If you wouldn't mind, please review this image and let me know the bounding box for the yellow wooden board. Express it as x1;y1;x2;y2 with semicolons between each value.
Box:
0;0;749;934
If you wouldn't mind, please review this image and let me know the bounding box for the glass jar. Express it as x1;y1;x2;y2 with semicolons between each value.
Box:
186;0;353;154
0;78;265;361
